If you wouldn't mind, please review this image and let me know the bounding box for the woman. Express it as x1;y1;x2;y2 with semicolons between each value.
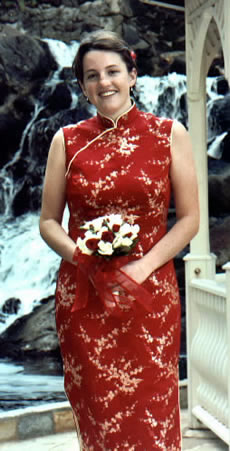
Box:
40;30;199;450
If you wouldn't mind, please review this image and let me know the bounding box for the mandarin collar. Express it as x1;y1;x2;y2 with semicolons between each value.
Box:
96;102;138;129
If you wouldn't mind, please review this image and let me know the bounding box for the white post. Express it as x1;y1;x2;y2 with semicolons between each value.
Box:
184;3;216;428
222;24;230;443
186;53;213;260
222;262;230;447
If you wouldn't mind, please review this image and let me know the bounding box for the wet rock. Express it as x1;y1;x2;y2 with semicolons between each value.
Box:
208;167;230;216
221;132;230;161
165;52;186;75
47;82;72;111
2;298;21;315
0;298;22;324
210;217;230;267
0;26;58;169
11;102;91;216
216;76;229;95
0;296;60;358
0;67;9;106
0;26;57;87
0;112;27;168
209;93;230;134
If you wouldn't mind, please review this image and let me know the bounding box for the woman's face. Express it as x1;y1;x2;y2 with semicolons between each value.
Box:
80;50;137;120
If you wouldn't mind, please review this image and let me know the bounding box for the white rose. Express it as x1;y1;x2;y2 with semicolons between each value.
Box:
84;230;98;239
132;224;140;234
81;219;93;230
113;235;133;250
130;224;140;238
112;235;123;249
76;237;94;255
81;223;90;230
91;216;105;232
119;223;132;236
97;240;114;256
107;214;123;228
120;237;133;247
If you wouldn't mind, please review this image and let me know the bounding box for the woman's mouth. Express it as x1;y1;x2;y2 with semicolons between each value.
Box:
100;90;117;97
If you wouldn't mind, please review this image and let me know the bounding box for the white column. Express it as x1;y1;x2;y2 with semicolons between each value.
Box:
185;53;216;278
184;1;216;430
222;262;230;444
187;78;209;255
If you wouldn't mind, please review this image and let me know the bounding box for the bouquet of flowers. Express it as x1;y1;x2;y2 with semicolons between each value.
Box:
76;214;140;258
72;214;153;317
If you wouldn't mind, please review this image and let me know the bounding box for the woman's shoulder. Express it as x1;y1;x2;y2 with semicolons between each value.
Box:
171;119;188;136
171;119;191;153
137;109;174;136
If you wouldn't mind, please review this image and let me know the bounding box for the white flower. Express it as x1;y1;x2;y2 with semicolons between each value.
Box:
120;237;133;247
81;216;105;232
97;240;113;255
84;230;98;239
130;224;140;238
91;216;106;232
112;235;122;249
113;235;133;249
119;223;132;236
81;222;91;230
106;214;123;228
76;237;94;255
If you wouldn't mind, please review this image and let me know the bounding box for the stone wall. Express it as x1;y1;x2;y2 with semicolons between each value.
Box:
0;0;223;77
0;0;200;77
0;402;75;442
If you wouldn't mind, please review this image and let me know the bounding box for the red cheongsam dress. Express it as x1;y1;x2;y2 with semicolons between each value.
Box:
55;103;181;450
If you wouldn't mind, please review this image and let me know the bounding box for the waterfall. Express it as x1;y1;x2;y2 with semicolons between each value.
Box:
43;39;79;68
207;131;228;159
0;39;226;335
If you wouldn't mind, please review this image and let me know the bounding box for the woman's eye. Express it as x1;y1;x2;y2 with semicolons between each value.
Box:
109;70;119;75
87;73;97;80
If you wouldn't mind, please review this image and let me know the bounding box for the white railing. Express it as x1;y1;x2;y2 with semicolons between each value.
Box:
185;261;230;448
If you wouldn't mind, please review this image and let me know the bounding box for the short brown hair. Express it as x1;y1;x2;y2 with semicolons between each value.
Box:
73;30;137;83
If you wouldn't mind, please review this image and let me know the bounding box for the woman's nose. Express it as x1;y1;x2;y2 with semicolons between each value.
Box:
98;73;110;85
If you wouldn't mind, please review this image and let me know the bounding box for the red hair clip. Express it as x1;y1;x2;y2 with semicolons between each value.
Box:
130;50;137;61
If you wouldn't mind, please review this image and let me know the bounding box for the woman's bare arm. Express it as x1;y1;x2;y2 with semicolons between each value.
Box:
39;129;76;264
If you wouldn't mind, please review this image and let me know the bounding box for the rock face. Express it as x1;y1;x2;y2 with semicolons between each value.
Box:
0;297;60;358
0;0;222;77
0;26;57;169
0;25;91;216
209;168;230;216
210;217;230;267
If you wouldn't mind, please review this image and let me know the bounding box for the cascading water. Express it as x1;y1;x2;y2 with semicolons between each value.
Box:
0;38;227;410
0;40;79;333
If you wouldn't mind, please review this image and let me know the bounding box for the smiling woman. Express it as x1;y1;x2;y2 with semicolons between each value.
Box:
72;31;137;121
78;50;136;120
39;30;199;450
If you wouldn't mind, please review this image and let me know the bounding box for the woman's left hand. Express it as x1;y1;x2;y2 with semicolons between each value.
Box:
120;259;150;285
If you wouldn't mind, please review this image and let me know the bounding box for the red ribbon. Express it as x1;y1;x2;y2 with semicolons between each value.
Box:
71;254;154;317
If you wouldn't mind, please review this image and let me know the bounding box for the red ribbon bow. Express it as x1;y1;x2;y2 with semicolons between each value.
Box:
71;254;154;317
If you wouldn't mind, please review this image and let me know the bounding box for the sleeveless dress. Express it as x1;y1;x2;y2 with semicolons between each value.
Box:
55;103;181;450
